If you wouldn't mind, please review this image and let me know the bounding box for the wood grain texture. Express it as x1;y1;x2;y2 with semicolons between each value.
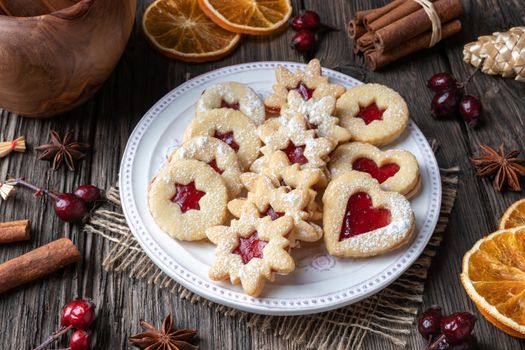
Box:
0;0;136;117
1;0;525;349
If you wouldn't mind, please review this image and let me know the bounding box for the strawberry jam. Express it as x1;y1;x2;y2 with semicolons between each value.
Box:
220;100;240;110
207;159;224;174
339;192;391;241
263;206;284;221
283;142;308;165
295;81;314;101
214;130;239;152
171;182;206;213
233;232;268;264
352;158;400;183
356;103;385;125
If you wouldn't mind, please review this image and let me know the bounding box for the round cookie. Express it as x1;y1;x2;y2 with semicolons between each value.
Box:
148;159;228;241
169;136;243;197
196;82;266;125
183;109;261;170
336;83;409;146
329;142;420;198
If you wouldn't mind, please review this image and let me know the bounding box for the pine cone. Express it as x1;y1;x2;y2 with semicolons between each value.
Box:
463;27;525;83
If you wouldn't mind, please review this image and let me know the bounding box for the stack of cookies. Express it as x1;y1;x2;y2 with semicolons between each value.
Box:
148;59;421;297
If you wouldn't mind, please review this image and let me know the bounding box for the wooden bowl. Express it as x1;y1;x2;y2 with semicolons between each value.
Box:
0;0;136;117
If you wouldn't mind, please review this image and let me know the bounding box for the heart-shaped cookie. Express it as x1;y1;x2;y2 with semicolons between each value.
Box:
329;142;420;198
323;171;415;258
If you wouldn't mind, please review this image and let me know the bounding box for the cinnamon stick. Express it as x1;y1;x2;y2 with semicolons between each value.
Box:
0;220;30;244
365;20;462;70
356;32;376;53
363;0;407;28
367;0;438;32
0;238;81;294
348;10;373;39
374;0;462;53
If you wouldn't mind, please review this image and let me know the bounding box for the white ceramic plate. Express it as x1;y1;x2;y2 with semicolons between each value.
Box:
119;62;441;316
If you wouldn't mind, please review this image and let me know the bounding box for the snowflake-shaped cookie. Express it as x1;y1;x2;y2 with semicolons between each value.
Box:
264;59;346;113
282;90;351;144
250;149;323;190
206;202;295;297
228;173;323;246
257;114;336;169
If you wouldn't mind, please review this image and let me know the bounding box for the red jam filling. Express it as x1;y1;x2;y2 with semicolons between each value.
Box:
283;142;308;165
220;100;240;110
306;120;318;130
207;159;224;174
295;81;314;101
171;182;206;213
339;192;391;241
352;158;400;184
266;106;281;115
357;103;385;125
233;232;268;264
213;130;239;152
263;206;284;221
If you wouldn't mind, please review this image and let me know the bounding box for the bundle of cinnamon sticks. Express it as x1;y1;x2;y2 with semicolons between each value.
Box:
349;0;462;70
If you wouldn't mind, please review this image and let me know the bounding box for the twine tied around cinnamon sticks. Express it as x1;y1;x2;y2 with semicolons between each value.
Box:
349;0;462;70
414;0;442;47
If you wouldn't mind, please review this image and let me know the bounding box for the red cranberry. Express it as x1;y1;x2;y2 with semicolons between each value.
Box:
290;30;316;53
74;185;103;206
418;306;443;340
431;88;462;119
54;193;89;223
459;95;482;128
61;299;96;330
69;330;91;350
290;10;321;31
427;72;457;92
441;312;476;344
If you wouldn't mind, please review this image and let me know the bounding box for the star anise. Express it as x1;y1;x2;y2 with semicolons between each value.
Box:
129;314;198;350
35;130;90;171
470;143;525;192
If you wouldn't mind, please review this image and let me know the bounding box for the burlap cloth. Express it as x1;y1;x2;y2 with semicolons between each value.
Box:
84;143;459;349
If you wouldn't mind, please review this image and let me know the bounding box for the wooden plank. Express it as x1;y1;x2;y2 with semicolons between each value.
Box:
1;0;525;349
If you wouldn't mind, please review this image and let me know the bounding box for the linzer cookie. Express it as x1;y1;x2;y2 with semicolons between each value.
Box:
282;90;351;144
148;159;228;241
336;83;409;146
329;142;420;198
264;59;345;114
169;135;243;197
228;173;323;246
196;82;266;125
206;201;295;297
257;114;335;186
250;149;323;190
323;171;415;258
183;109;261;170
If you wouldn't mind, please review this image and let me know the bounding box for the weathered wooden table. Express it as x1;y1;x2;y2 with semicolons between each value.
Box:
1;0;524;349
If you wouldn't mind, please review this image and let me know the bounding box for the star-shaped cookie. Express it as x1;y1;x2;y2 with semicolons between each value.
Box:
264;59;346;113
282;90;351;144
257;114;336;169
228;173;323;246
206;202;295;297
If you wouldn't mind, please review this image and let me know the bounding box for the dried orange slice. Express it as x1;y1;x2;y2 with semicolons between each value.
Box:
461;226;525;338
143;0;241;62
499;199;525;230
197;0;292;35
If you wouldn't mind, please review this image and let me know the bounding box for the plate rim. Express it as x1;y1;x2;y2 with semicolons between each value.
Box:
119;61;442;316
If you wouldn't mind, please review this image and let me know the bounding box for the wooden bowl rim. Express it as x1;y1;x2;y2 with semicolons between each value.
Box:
0;0;94;20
